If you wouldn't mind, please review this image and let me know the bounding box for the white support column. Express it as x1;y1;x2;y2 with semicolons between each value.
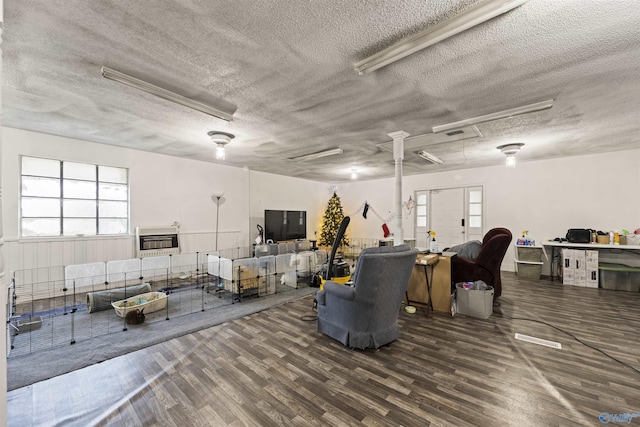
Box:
388;131;409;246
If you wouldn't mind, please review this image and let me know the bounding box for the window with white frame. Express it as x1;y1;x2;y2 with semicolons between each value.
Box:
467;187;483;229
416;192;428;228
21;156;129;237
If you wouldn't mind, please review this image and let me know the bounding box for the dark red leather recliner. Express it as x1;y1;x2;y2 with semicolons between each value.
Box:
450;228;512;299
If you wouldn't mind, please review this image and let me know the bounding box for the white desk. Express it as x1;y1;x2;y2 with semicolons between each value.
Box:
542;241;640;281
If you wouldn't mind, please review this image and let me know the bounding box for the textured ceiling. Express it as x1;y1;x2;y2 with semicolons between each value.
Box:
3;0;640;182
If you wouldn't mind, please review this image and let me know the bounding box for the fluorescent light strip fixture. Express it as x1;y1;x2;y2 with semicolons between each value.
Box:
354;0;530;75
432;99;553;134
101;66;234;122
417;150;444;164
290;148;343;162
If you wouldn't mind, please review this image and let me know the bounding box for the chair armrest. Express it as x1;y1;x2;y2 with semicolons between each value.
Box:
454;255;476;269
451;256;493;284
324;281;356;301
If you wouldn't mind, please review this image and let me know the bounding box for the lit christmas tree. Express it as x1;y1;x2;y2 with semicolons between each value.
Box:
319;191;349;247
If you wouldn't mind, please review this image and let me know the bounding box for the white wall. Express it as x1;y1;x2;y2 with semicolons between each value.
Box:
3;126;250;239
4;126;638;274
1;128;250;272
338;149;640;273
1;128;328;275
248;170;328;243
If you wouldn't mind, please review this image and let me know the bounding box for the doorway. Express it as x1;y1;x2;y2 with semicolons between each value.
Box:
415;186;484;249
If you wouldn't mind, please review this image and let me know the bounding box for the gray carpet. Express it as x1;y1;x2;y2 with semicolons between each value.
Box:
7;287;317;391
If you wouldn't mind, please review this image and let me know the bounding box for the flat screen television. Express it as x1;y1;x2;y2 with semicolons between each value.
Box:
264;210;307;242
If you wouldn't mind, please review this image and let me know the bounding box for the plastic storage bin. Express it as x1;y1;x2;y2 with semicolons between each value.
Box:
515;245;543;280
516;261;543;280
516;246;543;262
599;263;640;292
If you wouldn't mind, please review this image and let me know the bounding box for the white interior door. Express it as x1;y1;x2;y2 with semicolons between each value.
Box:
415;186;484;250
430;188;465;249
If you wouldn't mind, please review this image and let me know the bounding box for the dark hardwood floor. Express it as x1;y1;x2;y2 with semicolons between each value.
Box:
8;273;640;426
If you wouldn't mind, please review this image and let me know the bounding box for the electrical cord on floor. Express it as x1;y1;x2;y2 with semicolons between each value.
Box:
495;313;640;376
300;299;318;321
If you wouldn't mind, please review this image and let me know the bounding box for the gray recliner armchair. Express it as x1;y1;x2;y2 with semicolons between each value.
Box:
316;244;418;349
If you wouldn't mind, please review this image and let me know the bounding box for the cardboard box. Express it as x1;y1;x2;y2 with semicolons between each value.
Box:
562;248;575;285
455;284;494;319
585;250;599;288
562;249;594;287
573;250;586;287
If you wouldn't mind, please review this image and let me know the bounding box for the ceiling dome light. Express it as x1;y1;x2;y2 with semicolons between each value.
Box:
351;168;358;179
208;131;235;160
497;143;524;168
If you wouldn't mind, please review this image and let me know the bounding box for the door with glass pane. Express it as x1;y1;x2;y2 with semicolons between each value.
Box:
414;186;483;249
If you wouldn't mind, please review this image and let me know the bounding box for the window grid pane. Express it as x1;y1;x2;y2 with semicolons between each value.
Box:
22;177;61;197
99;201;128;218
99;183;128;201
22;197;61;218
22;157;60;178
63;179;97;199
22;218;61;237
467;187;482;231
21;156;129;237
64;199;97;218
63;162;96;180
63;219;97;236
469;191;482;203
99;166;128;184
100;219;128;234
469;204;482;215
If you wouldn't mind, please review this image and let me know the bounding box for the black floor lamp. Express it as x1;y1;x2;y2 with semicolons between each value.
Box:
212;192;224;251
